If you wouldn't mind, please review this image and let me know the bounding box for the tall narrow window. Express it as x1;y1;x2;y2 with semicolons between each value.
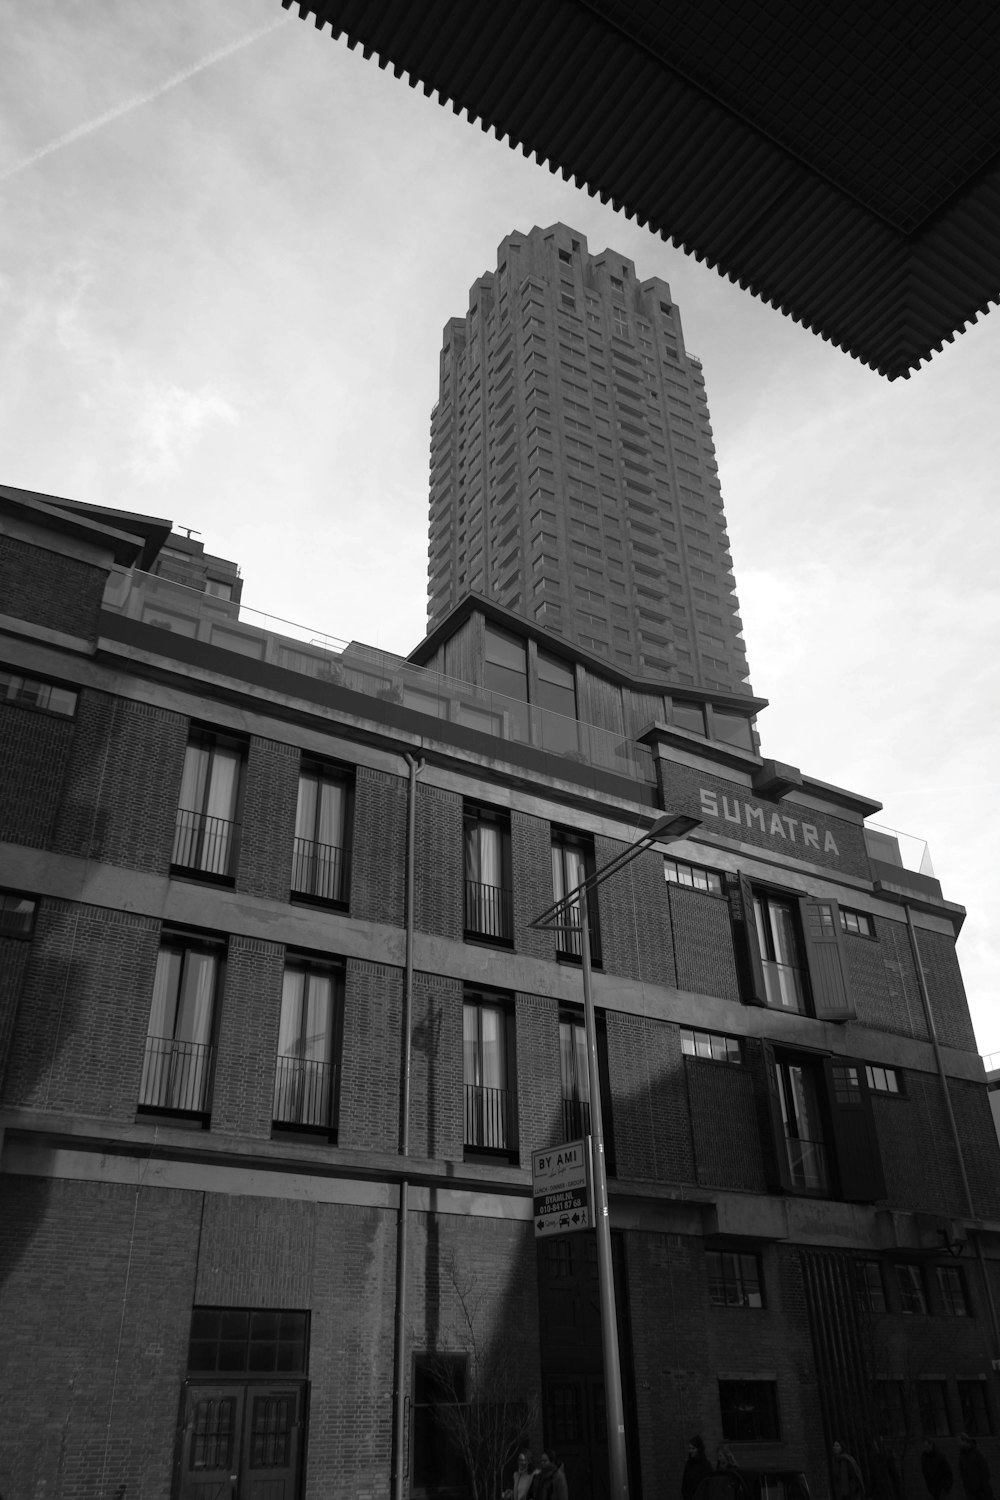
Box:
463;992;515;1156
173;735;243;877
559;1013;591;1140
775;1058;829;1191
551;830;600;964
484;623;528;736
464;804;512;941
754;894;805;1011
535;648;578;754
292;765;350;905
274;961;341;1133
140;936;220;1115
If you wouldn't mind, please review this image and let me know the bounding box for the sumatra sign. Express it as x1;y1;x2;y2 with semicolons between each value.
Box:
698;787;841;856
532;1140;591;1237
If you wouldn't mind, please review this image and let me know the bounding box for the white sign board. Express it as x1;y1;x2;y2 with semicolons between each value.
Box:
532;1139;591;1237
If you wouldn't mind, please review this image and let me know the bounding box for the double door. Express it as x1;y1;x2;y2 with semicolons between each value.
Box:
178;1381;304;1500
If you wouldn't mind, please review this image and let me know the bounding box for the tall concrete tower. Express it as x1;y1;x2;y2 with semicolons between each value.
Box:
427;224;752;696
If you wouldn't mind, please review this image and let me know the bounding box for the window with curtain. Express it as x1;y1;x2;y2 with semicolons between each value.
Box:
463;804;512;941
140;936;220;1114
463;994;515;1156
291;766;350;905
551;830;600;963
753;893;806;1011
559;1014;591;1140
173;735;243;877
274;962;341;1133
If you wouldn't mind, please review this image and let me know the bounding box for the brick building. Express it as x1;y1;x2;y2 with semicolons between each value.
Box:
1;481;998;1500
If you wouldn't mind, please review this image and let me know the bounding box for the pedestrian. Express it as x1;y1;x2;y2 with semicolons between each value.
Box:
715;1444;749;1500
868;1438;902;1500
959;1433;994;1500
533;1451;568;1500
682;1436;715;1500
922;1440;954;1500
506;1451;537;1500
832;1440;866;1500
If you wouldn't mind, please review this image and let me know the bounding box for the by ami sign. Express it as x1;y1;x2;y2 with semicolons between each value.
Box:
532;1140;591;1237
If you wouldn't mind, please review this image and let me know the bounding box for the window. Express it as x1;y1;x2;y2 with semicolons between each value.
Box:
754;893;806;1012
672;699;706;736
707;1251;763;1307
536;648;578;753
959;1381;993;1437
865;1065;902;1095
292;765;350;905
463;990;516;1157
896;1263;929;1314
140;934;220;1115
664;857;722;894
729;878;855;1021
187;1308;309;1375
774;1056;830;1192
764;1052;885;1202
0;891;37;938
173;733;243;878
559;1012;591;1139
855;1259;887;1313
274;960;341;1133
464;803;512;941
412;1355;468;1493
841;908;874;937
872;1381;907;1439
718;1380;780;1442
680;1028;741;1064
613;307;628;338
551;829;601;964
935;1265;968;1316
0;668;77;716
917;1380;952;1437
204;579;234;601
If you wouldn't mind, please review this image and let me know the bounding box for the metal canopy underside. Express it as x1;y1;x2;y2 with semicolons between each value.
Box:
283;0;1000;378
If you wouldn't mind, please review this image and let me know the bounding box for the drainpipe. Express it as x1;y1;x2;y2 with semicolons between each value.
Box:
392;753;423;1500
904;902;1000;1353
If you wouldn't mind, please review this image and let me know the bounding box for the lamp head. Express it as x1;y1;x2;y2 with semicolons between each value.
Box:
646;813;702;844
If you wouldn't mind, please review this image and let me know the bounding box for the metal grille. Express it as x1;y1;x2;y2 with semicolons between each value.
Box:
273;1057;335;1129
561;1097;591;1140
140;1036;213;1113
290;837;347;902
464;880;513;939
464;1084;515;1150
173;809;237;876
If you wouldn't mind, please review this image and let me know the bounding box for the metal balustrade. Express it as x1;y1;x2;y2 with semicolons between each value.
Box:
291;838;348;903
140;1035;213;1113
173;809;237;876
557;917;602;967
561;1096;591;1141
464;880;513;940
273;1056;335;1128
464;1084;516;1151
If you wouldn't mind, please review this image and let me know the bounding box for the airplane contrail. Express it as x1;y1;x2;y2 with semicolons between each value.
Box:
0;13;290;185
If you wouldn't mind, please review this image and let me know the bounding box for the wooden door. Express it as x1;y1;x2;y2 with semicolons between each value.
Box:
179;1382;303;1500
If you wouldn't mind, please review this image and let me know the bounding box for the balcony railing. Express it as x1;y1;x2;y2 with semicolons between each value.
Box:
173;808;238;877
561;1096;591;1141
291;837;348;904
140;1035;213;1113
556;917;602;967
464;1084;516;1152
273;1056;336;1129
464;881;513;940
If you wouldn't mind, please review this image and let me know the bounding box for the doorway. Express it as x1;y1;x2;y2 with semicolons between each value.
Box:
178;1381;304;1500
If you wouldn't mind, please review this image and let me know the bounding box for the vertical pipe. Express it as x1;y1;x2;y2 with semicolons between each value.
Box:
904;902;1000;1353
579;892;629;1500
393;754;423;1500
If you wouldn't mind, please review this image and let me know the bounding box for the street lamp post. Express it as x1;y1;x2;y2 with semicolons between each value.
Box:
531;812;701;1500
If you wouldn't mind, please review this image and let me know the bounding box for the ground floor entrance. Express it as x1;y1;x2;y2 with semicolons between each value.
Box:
178;1380;305;1500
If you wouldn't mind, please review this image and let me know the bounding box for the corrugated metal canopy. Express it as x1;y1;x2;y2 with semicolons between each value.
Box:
282;0;1000;378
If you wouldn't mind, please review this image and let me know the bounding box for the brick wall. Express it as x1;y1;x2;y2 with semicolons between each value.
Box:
916;927;977;1051
0;936;32;1083
0;698;74;847
211;934;285;1138
668;884;741;999
0;533;108;640
873;1074;968;1217
511;810;556;961
606;1012;695;1184
843;923;894;1032
339;958;403;1154
515;991;562;1157
687;1056;767;1191
593;838;675;985
51;690;188;870
951;1078;1000;1220
877;918;930;1041
350;767;407;927
409;970;464;1162
0;1177;202;1500
415;783;463;939
2;898;160;1120
235;735;300;900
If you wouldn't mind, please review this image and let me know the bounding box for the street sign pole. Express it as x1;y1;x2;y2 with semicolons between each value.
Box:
579;888;629;1500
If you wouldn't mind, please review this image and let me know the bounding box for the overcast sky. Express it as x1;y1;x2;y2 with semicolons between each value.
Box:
3;0;998;1052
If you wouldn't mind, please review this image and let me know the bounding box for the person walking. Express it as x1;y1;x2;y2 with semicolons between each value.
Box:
714;1444;750;1500
959;1433;994;1500
682;1436;715;1500
832;1440;866;1500
533;1451;568;1500
922;1440;954;1500
506;1452;537;1500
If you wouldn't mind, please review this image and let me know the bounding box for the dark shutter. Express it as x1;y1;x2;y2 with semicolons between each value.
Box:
801;900;855;1021
754;1040;794;1192
726;872;767;1006
824;1057;886;1202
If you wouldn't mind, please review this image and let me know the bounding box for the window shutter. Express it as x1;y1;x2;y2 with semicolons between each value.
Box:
801;900;855;1020
824;1057;886;1202
726;872;767;1006
755;1040;794;1192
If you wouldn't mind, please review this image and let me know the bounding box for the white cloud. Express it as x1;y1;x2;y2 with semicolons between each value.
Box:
125;382;239;483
